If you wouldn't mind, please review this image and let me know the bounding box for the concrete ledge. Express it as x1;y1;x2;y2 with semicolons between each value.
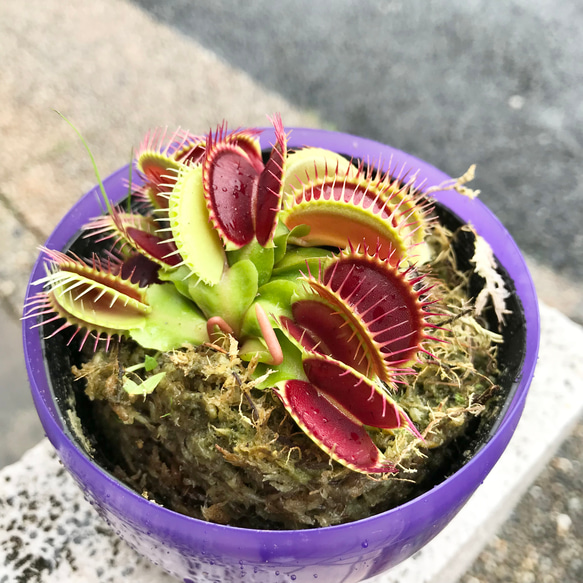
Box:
1;302;582;582
0;439;175;582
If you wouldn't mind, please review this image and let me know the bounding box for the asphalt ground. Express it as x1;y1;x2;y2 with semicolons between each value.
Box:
133;0;583;289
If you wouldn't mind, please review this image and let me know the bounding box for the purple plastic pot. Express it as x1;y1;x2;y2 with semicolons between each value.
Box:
23;128;539;583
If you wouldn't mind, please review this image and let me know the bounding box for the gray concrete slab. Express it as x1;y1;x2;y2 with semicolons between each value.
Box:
0;308;45;468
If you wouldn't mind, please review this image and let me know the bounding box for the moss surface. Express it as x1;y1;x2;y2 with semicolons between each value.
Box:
72;223;502;529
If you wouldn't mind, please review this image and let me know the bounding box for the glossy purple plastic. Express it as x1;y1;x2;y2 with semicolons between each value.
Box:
23;129;540;582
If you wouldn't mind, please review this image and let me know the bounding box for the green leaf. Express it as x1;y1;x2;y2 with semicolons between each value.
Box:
273;222;291;265
144;354;159;372
272;223;310;265
123;371;166;396
124;354;159;374
252;332;307;390
185;259;259;334
158;265;193;299
129;283;208;351
238;337;271;363
227;240;274;287
167;165;226;285
239;279;300;339
271;246;334;280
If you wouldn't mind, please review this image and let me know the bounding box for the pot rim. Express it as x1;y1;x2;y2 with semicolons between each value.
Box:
22;127;540;544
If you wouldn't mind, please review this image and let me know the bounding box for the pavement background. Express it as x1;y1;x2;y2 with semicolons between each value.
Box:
134;0;583;295
1;0;582;581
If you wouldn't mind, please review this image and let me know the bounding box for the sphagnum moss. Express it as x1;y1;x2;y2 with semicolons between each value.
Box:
73;220;501;529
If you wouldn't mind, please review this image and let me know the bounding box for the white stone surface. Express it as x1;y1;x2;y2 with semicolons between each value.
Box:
0;439;175;583
1;302;582;583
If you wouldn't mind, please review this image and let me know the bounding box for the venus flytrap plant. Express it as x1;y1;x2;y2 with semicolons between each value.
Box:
25;115;507;478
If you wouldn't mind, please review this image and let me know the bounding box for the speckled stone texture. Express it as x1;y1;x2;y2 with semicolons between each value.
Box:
462;421;583;583
2;302;582;583
0;441;176;583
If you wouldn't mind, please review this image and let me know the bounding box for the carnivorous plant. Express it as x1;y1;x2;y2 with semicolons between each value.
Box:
25;115;503;477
